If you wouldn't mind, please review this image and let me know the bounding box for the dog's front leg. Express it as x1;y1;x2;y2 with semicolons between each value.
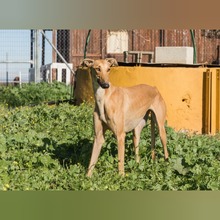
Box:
87;111;105;177
117;132;126;176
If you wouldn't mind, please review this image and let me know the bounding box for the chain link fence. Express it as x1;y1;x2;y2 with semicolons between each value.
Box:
0;30;54;85
0;30;31;85
56;30;70;63
40;30;73;85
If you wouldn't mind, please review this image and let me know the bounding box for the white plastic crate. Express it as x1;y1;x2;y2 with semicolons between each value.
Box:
40;63;73;85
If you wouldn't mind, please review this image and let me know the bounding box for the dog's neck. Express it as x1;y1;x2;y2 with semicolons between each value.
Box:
90;68;112;123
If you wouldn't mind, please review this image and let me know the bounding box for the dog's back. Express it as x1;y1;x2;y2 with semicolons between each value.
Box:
103;84;164;132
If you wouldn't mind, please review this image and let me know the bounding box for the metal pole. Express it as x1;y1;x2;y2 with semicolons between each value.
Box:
34;30;41;83
84;29;91;59
42;30;45;66
30;30;34;68
19;71;22;88
190;29;197;64
39;29;75;75
6;53;8;86
33;30;36;82
0;61;33;64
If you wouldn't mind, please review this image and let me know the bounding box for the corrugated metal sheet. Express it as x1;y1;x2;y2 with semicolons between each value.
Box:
70;29;103;68
55;29;220;69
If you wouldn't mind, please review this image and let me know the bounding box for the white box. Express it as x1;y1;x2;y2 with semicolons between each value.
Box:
40;63;73;85
155;47;194;64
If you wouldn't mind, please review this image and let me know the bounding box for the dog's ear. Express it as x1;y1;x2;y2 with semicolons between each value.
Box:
80;59;94;67
105;58;118;67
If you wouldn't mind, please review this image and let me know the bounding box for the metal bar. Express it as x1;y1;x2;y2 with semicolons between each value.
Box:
190;29;197;64
84;29;91;59
71;54;102;57
34;30;40;83
19;71;22;88
0;81;21;83
42;30;45;66
123;51;154;63
30;30;34;68
52;30;57;63
216;69;220;132
6;53;8;86
0;61;33;64
211;70;217;134
204;69;211;134
39;29;74;76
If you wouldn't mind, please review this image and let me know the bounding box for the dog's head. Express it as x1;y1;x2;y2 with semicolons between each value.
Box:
80;58;118;89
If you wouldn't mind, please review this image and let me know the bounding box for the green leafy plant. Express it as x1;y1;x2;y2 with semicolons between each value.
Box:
0;102;220;191
0;81;72;107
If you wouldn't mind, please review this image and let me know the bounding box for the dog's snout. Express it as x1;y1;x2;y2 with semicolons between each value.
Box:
101;83;109;89
97;79;109;89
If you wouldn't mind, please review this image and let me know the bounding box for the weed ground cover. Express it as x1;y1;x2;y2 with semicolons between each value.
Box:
0;101;220;190
0;82;72;107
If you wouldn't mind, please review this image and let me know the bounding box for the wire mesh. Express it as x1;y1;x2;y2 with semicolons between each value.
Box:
55;30;70;63
0;30;31;84
0;29;53;85
49;30;70;82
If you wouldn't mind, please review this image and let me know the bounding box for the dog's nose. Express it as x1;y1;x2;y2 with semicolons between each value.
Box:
97;79;109;89
101;82;109;89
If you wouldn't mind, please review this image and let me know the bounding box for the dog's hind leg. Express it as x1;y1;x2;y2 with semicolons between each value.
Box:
157;121;168;159
152;104;169;160
133;119;146;163
150;112;156;160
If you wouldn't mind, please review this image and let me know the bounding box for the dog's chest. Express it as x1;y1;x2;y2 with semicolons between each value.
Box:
95;88;107;123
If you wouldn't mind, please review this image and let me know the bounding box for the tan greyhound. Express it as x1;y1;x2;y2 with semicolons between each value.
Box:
81;58;169;177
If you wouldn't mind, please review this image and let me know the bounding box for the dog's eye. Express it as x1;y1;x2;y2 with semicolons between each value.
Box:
107;68;110;72
96;68;101;72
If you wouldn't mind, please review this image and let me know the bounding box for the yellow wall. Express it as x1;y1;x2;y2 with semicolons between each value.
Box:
75;66;219;134
109;67;205;133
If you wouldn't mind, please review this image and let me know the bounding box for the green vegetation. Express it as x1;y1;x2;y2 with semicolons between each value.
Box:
0;83;220;190
0;82;72;107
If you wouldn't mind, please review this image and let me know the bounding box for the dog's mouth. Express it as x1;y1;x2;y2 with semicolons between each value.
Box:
97;79;110;89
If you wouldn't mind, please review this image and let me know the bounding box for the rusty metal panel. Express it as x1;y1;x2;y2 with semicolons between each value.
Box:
196;29;220;64
70;29;103;68
129;29;160;63
66;29;220;68
164;29;191;46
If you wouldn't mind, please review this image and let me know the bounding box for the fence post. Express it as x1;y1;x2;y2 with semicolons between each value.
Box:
34;30;41;83
19;71;22;88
